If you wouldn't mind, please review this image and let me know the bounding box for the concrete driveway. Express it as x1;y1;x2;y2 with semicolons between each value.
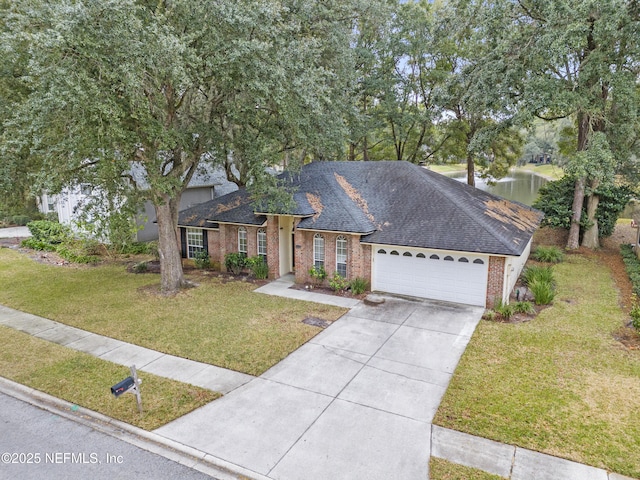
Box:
155;296;484;480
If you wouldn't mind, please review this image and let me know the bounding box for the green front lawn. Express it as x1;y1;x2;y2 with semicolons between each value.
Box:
0;325;219;430
0;248;346;376
434;254;640;478
429;458;505;480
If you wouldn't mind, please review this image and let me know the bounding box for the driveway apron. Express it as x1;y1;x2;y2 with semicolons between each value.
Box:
154;296;484;480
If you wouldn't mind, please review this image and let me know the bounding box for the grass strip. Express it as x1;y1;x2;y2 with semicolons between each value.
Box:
434;254;640;478
429;458;505;480
0;248;346;376
0;325;219;430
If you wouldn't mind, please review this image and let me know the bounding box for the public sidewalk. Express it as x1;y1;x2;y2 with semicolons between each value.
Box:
431;425;636;480
0;304;253;394
254;274;360;308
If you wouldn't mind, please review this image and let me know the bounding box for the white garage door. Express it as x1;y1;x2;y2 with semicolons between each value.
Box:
372;247;489;306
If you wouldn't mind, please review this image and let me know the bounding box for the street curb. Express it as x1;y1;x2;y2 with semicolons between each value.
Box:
0;376;272;480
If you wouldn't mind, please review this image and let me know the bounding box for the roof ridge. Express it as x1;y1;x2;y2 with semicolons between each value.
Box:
300;166;375;233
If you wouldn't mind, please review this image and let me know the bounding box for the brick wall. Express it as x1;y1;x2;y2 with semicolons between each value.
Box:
486;256;505;308
207;229;221;265
266;216;280;279
295;230;369;285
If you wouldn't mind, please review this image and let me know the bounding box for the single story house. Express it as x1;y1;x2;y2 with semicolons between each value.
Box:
177;161;543;307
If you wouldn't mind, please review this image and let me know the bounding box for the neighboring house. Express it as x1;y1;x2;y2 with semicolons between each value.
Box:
39;165;238;241
177;161;543;307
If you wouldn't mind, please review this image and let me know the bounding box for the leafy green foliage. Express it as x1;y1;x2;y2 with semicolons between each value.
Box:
620;244;640;298
26;220;71;246
55;241;100;264
116;241;157;256
329;272;349;292
533;177;633;238
528;279;556;306
1;0;366;293
533;246;564;263
521;265;555;287
630;304;640;331
193;250;211;269
132;261;148;274
521;265;556;305
224;252;247;275
349;277;368;295
309;265;327;284
493;298;516;320
513;301;536;315
246;256;269;279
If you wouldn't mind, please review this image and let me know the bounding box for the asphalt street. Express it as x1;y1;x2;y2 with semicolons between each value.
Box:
0;392;216;480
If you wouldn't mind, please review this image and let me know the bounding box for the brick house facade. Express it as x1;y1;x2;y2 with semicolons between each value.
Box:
177;161;542;307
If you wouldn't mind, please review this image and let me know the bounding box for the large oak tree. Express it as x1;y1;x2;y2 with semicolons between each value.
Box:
1;0;362;294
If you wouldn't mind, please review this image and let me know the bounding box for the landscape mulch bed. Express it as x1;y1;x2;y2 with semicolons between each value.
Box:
289;282;368;300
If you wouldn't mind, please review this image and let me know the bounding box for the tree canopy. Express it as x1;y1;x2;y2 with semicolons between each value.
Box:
1;0;367;293
2;0;640;294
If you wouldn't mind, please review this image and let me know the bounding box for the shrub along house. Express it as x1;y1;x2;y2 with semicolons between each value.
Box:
177;161;543;307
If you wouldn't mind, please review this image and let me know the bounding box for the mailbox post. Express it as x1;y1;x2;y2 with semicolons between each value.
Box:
110;365;143;414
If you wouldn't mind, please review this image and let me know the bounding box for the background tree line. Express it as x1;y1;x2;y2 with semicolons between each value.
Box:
1;0;639;293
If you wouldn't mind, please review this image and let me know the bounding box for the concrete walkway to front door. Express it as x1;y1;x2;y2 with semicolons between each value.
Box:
155;295;484;480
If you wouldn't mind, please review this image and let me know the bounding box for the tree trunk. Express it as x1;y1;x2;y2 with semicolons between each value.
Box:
466;152;475;187
155;198;187;295
566;176;585;250
581;179;600;249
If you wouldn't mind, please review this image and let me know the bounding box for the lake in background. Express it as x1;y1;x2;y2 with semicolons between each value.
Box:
445;170;548;206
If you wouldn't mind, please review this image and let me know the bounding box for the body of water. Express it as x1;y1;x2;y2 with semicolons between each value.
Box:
446;170;548;206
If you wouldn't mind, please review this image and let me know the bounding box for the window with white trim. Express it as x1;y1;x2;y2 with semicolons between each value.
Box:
313;234;325;268
186;228;204;259
336;235;347;277
257;228;267;260
238;227;247;254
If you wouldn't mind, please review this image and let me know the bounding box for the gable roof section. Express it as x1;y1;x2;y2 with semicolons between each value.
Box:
178;190;265;227
178;161;543;256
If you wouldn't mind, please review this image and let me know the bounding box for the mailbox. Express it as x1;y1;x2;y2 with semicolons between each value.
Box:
111;376;135;397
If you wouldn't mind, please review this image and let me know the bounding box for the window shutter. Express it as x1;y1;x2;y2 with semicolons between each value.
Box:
202;229;209;253
180;228;187;258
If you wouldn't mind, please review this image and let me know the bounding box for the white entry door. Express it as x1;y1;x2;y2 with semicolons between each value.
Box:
372;247;489;306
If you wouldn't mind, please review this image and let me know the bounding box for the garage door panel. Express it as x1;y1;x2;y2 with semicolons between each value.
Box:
374;248;488;306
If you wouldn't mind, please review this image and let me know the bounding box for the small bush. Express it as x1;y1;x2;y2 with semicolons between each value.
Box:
521;265;555;287
494;298;516;320
513;301;536;315
224;252;247;275
26;220;71;246
248;256;269;279
11;215;31;226
529;278;556;305
21;238;57;251
309;265;327;284
350;277;368;295
533;245;564;263
482;309;497;321
116;242;156;256
194;250;211;269
621;244;640;297
329;272;349;292
132;261;148;273
55;243;99;264
630;304;640;331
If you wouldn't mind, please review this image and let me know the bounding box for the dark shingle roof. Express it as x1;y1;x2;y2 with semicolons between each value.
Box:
179;161;543;256
178;190;265;227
